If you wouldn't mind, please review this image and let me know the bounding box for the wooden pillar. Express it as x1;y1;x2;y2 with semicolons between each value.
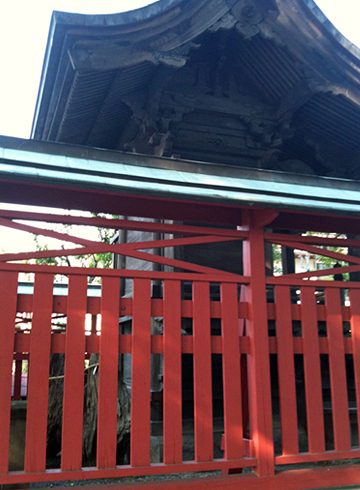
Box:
348;235;360;282
240;209;274;477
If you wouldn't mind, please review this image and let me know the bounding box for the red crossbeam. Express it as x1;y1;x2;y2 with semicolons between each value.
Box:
0;209;248;238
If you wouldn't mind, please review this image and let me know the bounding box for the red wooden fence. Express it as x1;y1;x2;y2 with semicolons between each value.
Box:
0;267;255;485
1;209;360;489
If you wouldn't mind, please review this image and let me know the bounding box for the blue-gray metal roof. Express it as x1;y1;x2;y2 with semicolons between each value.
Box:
2;135;360;217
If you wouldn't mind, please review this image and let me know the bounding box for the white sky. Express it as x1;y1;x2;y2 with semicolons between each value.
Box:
0;0;155;139
0;0;360;253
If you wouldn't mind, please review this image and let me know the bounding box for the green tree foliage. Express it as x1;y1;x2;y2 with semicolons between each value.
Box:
305;231;349;280
34;235;68;267
33;213;118;279
272;232;349;280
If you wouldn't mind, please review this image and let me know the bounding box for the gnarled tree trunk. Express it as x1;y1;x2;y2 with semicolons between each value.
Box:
47;353;131;465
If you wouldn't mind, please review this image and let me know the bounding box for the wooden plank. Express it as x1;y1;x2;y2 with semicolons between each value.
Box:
268;276;360;289
269;240;360;267
16;295;248;320
163;280;183;465
193;281;213;463
241;212;274;477
325;288;351;452
10;459;360;489
97;277;120;469
0;209;249;239
0;262;250;284
275;286;299;456
61;275;88;471
24;274;53;473
0;271;18;474
300;287;325;454
349;289;360;441
131;278;152;467
221;282;243;460
266;303;351;323
275;448;360;465
0;458;256;486
265;231;360;249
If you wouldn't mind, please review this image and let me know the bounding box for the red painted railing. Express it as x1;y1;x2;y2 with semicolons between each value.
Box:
268;283;360;465
0;267;255;486
2;209;360;489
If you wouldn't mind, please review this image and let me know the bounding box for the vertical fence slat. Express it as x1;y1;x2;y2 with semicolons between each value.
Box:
0;271;18;474
301;287;325;454
221;282;243;460
275;285;299;456
163;280;183;465
97;277;120;469
349;289;360;444
24;274;53;473
241;215;274;477
131;278;152;467
193;281;213;463
61;275;87;471
325;288;351;452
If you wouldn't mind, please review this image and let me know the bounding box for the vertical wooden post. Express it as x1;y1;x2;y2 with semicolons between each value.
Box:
131;278;152;467
325;288;350;452
97;277;120;469
350;289;360;437
275;286;299;456
301;287;325;454
163;280;183;465
61;275;87;471
24;273;53;473
0;271;18;475
221;282;243;460
193;281;213;463
240;210;274;476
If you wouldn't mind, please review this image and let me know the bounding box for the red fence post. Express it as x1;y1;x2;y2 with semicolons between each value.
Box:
275;285;299;456
193;281;213;463
61;275;87;471
0;271;18;474
24;273;53;473
240;210;274;477
163;280;183;465
97;277;120;469
300;287;325;454
131;278;152;467
350;289;360;439
221;282;243;460
325;288;350;452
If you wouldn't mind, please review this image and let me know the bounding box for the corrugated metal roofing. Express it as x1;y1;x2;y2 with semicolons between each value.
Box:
232;34;304;104
86;62;155;148
294;93;360;150
56;70;117;144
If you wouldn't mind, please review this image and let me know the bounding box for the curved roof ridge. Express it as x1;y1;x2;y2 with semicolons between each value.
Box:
51;0;183;28
275;0;360;85
301;0;360;60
